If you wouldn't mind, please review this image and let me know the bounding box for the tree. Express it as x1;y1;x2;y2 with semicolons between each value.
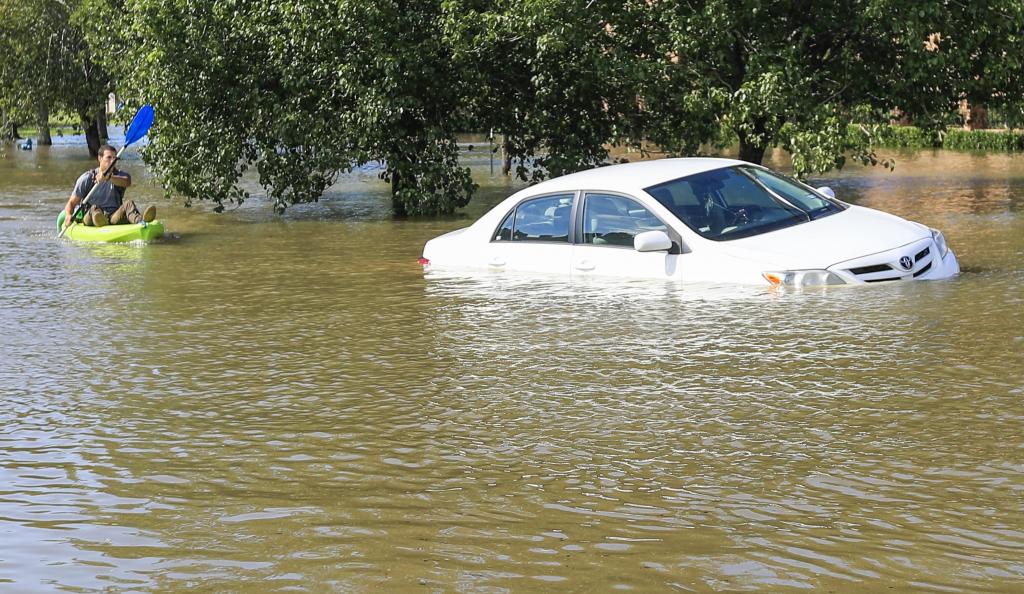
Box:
331;0;477;216
445;0;653;182
102;0;477;215
936;1;1024;130
0;0;111;152
0;0;34;141
627;0;1024;176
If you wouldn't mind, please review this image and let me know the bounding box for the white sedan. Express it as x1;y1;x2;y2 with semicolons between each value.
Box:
421;158;960;286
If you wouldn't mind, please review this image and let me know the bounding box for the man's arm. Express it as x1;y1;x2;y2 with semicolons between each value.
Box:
108;171;131;188
63;193;82;228
97;167;131;189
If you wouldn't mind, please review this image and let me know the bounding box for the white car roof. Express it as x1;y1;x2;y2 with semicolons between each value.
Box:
519;157;752;196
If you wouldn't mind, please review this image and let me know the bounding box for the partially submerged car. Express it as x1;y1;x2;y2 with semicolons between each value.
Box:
421;158;959;286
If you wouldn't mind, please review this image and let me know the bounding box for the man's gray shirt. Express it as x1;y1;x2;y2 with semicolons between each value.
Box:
73;168;131;213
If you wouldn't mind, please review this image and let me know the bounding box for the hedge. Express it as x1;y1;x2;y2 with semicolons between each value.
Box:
943;129;1024;151
848;124;1024;152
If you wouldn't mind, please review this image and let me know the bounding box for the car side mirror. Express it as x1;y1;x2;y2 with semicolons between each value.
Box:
634;230;673;252
816;186;836;199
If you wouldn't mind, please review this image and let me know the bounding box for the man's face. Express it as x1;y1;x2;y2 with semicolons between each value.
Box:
97;150;116;169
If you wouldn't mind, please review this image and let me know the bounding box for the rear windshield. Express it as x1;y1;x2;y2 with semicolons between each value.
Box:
644;166;845;240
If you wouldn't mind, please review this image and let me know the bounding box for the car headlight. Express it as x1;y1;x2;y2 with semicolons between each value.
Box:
931;229;949;259
762;270;847;286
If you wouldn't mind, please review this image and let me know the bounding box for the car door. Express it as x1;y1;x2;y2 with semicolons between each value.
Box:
484;193;575;275
570;192;681;279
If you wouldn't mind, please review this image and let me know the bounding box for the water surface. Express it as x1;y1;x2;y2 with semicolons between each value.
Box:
1;142;1022;592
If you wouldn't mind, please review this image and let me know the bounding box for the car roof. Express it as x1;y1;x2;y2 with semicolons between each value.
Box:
520;157;752;196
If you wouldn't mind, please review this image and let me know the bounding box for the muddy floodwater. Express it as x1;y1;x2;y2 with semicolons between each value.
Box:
1;139;1022;593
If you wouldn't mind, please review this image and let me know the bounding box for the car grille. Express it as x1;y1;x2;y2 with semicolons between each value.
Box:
843;245;933;283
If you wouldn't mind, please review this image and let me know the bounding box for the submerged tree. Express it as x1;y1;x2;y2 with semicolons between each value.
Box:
0;0;111;153
631;0;1024;176
446;0;649;181
104;0;478;215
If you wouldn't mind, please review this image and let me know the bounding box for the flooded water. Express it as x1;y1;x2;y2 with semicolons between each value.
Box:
1;139;1022;593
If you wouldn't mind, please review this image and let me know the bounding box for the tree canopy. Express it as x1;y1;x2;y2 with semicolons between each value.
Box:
0;0;112;151
5;0;1024;214
624;0;1024;174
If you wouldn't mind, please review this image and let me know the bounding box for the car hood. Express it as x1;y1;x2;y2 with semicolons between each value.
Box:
716;205;930;268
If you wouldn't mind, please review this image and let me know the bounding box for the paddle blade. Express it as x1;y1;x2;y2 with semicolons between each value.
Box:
124;104;154;146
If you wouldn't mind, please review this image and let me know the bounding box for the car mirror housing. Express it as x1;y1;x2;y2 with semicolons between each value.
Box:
816;186;836;199
634;230;673;252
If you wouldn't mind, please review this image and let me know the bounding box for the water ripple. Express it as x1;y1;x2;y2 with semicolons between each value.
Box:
1;151;1023;592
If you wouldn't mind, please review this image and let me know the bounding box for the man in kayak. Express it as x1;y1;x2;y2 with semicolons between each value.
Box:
62;144;156;228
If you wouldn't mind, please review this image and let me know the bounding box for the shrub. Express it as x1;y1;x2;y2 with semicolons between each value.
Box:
847;124;1024;152
943;129;1024;152
846;124;933;148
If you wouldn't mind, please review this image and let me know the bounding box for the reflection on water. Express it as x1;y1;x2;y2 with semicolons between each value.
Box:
1;145;1022;592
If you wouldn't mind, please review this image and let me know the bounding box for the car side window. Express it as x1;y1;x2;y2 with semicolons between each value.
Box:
582;193;667;247
492;194;573;242
494;211;514;241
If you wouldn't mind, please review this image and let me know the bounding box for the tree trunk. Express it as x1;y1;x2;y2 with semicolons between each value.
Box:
737;136;767;165
391;168;407;218
81;114;100;157
36;105;52;146
501;141;512;176
3;118;22;140
966;102;989;130
97;107;109;141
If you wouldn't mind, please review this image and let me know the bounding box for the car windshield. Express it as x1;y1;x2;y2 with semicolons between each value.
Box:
645;166;845;240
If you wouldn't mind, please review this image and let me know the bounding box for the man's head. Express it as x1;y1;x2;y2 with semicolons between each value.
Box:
97;144;116;169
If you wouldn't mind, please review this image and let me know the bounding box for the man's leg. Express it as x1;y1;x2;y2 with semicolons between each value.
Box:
83;205;107;227
110;200;142;224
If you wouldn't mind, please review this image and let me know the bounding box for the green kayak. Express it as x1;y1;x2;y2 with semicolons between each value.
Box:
57;211;165;242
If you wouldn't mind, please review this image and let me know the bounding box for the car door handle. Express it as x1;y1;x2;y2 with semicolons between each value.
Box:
575;260;595;271
488;257;506;268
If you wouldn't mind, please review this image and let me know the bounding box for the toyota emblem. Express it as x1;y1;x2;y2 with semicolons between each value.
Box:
899;256;913;270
